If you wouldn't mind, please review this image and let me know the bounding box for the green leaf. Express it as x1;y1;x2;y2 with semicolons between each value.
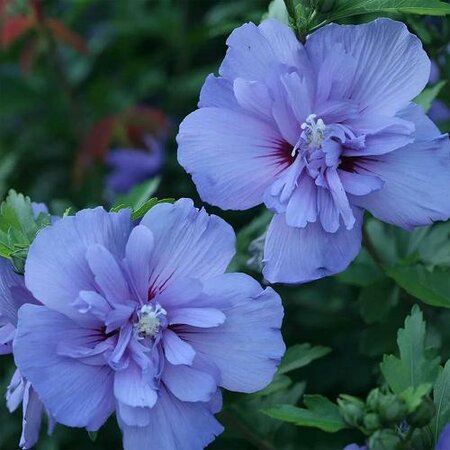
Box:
110;178;174;220
233;381;305;439
399;383;432;413
278;343;331;375
326;0;450;23
0;191;38;238
255;374;293;397
414;81;447;113
386;265;450;308
380;306;440;394
0;190;51;270
112;177;161;212
278;0;320;41
417;222;450;268
131;197;175;221
263;395;347;432
10;247;28;274
432;360;450;443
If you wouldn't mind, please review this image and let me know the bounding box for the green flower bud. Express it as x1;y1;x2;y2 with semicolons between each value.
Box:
407;397;436;428
338;395;365;427
378;395;408;425
363;412;381;432
366;388;382;412
368;429;402;450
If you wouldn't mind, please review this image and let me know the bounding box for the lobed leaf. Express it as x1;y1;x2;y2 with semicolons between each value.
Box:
380;306;440;394
0;190;51;268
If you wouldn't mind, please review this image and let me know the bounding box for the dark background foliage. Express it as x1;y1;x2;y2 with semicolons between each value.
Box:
1;1;450;449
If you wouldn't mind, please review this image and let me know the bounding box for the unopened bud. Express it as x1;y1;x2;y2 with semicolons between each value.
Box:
378;395;408;424
366;388;382;412
363;412;381;432
338;395;365;427
368;429;402;450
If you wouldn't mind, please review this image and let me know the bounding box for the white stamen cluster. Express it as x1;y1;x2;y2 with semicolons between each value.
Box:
136;304;167;337
292;114;326;157
301;114;326;148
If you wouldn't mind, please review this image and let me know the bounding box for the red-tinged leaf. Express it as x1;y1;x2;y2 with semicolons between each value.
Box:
45;18;88;54
124;106;170;139
125;124;147;148
78;116;117;163
75;106;169;184
1;16;34;47
74;116;117;184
